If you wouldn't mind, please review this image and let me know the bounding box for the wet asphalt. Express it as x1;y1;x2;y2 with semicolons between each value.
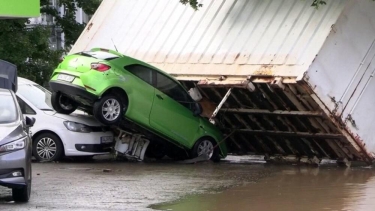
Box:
0;159;272;211
1;158;375;211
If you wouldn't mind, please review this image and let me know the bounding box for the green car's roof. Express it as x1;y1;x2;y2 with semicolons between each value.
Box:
81;48;183;86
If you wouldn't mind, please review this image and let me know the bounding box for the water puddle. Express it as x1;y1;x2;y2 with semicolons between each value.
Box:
152;166;375;211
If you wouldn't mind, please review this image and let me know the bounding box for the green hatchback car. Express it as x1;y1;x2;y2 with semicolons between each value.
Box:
49;48;227;161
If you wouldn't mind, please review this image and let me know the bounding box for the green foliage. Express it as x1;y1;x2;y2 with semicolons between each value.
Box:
0;0;100;85
311;0;327;8
41;0;101;49
179;0;202;10
0;19;63;85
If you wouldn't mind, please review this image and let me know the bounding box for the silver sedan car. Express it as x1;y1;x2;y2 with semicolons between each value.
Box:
0;88;35;202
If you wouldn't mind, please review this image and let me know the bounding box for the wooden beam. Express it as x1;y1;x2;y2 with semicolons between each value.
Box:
223;108;323;117
236;129;344;139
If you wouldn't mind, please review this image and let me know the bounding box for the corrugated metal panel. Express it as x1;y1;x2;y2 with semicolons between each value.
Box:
70;0;375;164
306;0;375;157
71;0;347;80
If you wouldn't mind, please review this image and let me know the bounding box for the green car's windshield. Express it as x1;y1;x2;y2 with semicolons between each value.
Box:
18;84;53;111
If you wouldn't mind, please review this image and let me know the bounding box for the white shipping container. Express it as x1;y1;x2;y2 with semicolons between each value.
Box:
71;0;375;165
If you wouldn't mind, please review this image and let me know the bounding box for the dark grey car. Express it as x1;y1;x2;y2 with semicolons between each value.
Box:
0;88;35;202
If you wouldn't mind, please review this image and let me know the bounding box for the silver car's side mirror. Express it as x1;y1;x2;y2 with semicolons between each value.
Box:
25;116;36;127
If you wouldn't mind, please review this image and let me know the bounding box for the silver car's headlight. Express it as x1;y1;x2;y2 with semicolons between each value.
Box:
63;121;92;133
0;138;26;153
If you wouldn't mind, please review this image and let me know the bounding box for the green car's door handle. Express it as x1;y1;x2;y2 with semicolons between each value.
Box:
156;94;163;100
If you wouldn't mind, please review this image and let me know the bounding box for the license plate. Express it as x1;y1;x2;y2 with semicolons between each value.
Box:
57;74;75;82
101;136;113;144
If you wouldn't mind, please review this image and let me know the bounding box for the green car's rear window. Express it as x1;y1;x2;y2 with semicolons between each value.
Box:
77;51;119;61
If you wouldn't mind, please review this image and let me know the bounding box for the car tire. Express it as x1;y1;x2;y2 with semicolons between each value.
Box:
33;133;64;162
51;92;78;114
93;94;125;125
191;138;220;162
12;181;31;202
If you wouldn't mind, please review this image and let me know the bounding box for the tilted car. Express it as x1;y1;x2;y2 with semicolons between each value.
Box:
48;48;227;161
16;77;114;162
0;88;35;202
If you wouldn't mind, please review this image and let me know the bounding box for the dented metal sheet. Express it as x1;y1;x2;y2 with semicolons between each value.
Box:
69;0;375;164
71;0;346;80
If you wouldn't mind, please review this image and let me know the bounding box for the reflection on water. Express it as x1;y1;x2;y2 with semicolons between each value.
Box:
152;166;375;211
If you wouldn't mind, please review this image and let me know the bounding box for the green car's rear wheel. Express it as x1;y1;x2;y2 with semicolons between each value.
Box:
51;91;78;114
93;94;125;125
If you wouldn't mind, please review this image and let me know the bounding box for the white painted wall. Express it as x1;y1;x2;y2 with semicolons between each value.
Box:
307;0;375;154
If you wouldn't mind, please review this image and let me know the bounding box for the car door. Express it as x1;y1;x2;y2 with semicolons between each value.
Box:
124;65;155;127
149;72;200;147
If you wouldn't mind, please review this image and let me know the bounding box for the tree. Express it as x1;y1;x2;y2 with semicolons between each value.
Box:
0;19;62;85
41;0;101;49
0;0;101;85
181;0;374;10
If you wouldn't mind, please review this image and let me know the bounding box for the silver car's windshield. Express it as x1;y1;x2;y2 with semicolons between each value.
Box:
18;84;53;111
0;93;17;124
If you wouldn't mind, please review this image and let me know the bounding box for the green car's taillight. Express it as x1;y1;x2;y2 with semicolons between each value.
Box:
91;63;111;72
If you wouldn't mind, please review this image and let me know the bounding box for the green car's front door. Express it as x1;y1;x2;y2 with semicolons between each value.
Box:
149;72;200;148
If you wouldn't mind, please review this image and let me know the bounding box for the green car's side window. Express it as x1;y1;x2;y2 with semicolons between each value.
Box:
125;65;154;85
155;72;193;110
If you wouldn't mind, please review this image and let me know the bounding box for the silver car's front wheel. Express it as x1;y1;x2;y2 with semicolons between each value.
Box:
36;138;57;160
33;133;63;162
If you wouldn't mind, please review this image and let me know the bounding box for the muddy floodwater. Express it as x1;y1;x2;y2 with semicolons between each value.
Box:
1;159;375;211
153;164;375;211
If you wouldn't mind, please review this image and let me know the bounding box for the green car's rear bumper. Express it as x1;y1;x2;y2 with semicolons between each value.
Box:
49;80;98;102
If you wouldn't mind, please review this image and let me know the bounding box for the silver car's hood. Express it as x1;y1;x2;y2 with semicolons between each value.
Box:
0;123;25;145
43;111;103;126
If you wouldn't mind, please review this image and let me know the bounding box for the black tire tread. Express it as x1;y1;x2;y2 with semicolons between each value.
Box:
12;183;30;202
51;92;77;114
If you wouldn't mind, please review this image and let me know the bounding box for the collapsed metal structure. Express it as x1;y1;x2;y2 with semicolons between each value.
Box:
183;78;370;165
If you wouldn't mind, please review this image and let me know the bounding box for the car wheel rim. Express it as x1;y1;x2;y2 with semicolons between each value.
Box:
59;95;73;110
197;140;214;159
102;98;121;121
36;137;57;160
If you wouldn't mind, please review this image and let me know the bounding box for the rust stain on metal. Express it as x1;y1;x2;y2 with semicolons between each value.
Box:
87;23;93;31
253;65;275;76
251;76;275;83
345;125;374;162
234;53;240;61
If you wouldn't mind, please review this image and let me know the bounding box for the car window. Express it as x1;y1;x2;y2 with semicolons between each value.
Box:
17;84;53;111
16;96;36;115
0;93;18;124
155;72;193;109
125;65;153;85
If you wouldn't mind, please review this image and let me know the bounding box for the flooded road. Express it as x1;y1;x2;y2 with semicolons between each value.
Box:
1;159;375;211
0;160;272;211
154;165;375;211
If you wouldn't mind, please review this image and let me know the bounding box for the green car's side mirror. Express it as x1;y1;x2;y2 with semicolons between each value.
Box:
193;102;203;116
